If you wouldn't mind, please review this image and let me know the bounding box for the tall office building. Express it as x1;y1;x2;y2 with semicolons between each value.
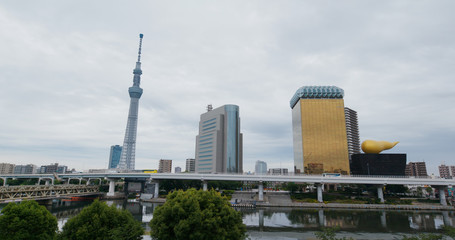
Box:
255;160;267;175
405;162;428;177
344;107;360;161
118;34;145;170
158;159;172;173
290;86;350;174
195;104;243;173
439;164;451;179
108;145;122;169
186;158;195;173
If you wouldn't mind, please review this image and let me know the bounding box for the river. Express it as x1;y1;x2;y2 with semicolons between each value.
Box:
45;199;455;239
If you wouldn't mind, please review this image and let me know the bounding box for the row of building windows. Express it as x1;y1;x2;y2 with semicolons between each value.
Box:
202;126;216;131
202;118;216;124
199;150;212;154
198;169;211;172
199;154;212;158
199;142;212;146
199;163;212;166
199;159;212;162
199;134;213;139
199;146;212;150
199;138;212;143
202;121;216;128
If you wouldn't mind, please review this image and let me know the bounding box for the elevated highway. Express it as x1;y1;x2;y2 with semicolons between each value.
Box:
1;173;454;205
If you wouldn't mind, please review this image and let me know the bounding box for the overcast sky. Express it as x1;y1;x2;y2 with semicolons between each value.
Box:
0;1;454;175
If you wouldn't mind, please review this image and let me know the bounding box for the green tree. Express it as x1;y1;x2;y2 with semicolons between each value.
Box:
385;185;409;195
150;188;246;240
285;182;299;194
58;200;143;240
0;200;58;240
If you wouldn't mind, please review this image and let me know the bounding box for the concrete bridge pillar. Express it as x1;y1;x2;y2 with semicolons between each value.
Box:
316;184;323;203
258;181;264;201
2;177;7;186
154;181;160;198
78;178;82;185
107;179;115;197
258;209;264;230
380;211;387;228
376;185;385;203
443;211;451;226
202;181;208;191
318;209;325;226
86;179;91;185
45;180;50;185
438;186;447;206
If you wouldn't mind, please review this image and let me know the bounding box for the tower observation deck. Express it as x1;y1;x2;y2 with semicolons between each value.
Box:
118;34;144;170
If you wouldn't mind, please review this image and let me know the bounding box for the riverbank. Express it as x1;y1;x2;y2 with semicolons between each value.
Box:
143;191;455;210
256;201;454;210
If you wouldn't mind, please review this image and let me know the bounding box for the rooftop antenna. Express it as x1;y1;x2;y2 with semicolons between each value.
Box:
137;33;144;62
207;104;213;112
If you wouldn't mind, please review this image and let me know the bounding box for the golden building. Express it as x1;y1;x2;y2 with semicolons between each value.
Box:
290;86;350;175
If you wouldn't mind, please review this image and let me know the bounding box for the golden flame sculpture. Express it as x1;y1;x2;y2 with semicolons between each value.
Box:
361;140;399;154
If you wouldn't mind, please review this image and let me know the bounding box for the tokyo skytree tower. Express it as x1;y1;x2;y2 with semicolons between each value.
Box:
118;34;144;170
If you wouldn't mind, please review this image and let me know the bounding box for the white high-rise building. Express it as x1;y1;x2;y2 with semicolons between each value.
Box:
344;107;360;160
186;158;195;173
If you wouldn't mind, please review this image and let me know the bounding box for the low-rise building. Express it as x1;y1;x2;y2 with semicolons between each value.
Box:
0;163;15;174
158;159;172;173
268;168;288;175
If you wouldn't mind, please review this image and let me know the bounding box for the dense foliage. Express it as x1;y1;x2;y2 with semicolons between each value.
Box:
0;200;58;240
1;178;38;186
150;188;246;240
58;200;143;240
159;179;242;193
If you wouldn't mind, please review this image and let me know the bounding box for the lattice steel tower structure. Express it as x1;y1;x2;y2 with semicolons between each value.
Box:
118;34;144;170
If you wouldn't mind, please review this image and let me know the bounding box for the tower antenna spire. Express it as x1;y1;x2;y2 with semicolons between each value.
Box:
118;33;145;170
137;33;144;62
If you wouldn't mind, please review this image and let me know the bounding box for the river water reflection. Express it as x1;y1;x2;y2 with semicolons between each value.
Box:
48;200;455;240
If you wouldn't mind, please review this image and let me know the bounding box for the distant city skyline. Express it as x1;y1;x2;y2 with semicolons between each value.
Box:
1;1;454;175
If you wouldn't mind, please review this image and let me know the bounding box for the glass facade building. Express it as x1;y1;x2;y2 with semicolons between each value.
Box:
108;145;122;169
255;160;267;175
195;105;243;173
291;86;350;175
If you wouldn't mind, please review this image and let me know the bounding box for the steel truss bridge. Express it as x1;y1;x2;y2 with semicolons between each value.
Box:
0;185;100;203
